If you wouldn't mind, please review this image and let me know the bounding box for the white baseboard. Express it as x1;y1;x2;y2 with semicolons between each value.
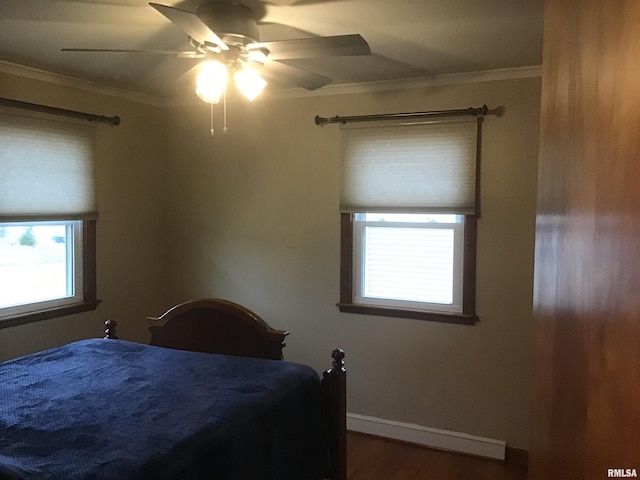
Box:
347;413;506;461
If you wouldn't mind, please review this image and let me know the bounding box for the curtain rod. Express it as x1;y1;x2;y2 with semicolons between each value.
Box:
0;97;120;127
314;104;503;126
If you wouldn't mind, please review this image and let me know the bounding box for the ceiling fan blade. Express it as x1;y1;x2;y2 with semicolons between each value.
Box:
266;0;345;5
261;61;332;90
252;34;370;60
149;2;228;51
61;48;206;58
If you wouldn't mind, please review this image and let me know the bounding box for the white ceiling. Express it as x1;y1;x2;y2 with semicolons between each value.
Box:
0;0;543;100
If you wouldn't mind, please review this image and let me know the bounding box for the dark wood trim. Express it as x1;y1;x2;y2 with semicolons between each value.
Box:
339;213;354;304
0;300;101;329
83;219;98;302
462;215;477;316
337;302;477;325
323;349;347;480
339;212;478;325
103;319;118;339
505;446;529;467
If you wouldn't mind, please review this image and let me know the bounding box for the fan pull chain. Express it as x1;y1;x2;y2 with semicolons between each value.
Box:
210;103;214;138
223;90;228;136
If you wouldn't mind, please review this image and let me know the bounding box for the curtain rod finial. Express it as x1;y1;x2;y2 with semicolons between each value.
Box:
488;106;505;117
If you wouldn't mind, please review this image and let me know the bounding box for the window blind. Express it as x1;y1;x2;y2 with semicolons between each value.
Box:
0;111;97;222
340;119;480;213
363;226;455;304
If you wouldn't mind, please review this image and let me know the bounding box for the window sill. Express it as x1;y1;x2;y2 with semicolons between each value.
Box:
337;302;477;325
0;300;102;329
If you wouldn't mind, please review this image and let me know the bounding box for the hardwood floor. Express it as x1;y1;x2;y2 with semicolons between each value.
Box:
347;432;527;480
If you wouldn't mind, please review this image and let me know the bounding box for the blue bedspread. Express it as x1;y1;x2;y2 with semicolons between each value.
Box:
0;339;328;480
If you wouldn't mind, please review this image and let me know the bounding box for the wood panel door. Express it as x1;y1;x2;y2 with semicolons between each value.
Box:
531;0;640;478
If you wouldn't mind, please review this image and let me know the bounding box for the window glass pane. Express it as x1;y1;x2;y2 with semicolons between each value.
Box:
351;213;465;313
360;213;459;223
0;222;76;309
363;226;455;304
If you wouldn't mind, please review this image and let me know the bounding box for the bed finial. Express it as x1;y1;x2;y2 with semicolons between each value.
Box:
104;319;118;339
331;348;345;371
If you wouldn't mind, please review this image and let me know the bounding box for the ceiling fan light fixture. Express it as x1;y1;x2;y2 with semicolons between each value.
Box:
234;67;267;101
196;61;228;104
202;41;223;54
246;47;270;65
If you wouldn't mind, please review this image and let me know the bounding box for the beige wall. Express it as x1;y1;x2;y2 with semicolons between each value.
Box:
0;70;170;360
163;76;540;449
0;69;539;449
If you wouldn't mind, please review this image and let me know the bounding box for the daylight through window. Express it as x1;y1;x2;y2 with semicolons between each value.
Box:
0;109;99;326
0;222;83;314
354;213;464;312
338;118;480;324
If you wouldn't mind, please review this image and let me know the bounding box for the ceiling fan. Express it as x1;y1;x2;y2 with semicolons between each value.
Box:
62;1;371;103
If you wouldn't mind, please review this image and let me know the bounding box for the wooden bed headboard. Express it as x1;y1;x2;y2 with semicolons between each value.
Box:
147;298;289;360
104;298;347;480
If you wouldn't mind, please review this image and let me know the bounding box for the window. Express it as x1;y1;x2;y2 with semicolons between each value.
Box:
0;110;99;327
354;213;464;310
338;119;480;324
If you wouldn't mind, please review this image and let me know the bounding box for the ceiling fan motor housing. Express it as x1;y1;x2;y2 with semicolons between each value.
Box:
196;2;260;47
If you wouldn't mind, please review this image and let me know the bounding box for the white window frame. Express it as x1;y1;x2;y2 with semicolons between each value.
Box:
352;213;465;314
0;220;84;320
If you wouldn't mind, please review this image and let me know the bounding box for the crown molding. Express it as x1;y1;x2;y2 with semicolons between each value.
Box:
0;60;165;107
166;65;542;106
267;65;542;100
1;60;541;108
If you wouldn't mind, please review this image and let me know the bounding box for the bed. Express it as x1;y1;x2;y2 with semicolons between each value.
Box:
0;298;347;480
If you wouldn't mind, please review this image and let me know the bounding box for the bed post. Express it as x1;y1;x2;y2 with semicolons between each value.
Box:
104;319;118;339
323;348;346;480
